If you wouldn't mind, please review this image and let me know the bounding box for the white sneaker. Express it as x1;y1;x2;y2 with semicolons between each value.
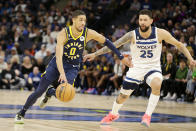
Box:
163;92;171;100
40;94;51;109
76;87;81;93
14;113;24;124
170;93;177;100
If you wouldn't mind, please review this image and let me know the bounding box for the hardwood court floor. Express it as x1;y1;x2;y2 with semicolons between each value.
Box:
0;90;196;131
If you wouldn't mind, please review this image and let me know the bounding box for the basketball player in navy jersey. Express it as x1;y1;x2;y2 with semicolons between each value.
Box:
14;10;132;124
84;9;196;127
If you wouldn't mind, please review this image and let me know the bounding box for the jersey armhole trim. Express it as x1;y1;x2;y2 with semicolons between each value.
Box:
84;28;88;47
64;27;69;44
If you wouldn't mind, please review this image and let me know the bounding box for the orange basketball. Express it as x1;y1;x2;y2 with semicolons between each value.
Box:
56;83;75;102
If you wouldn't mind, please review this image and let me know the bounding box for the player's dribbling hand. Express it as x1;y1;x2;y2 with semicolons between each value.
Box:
83;53;96;62
58;73;68;83
121;55;133;68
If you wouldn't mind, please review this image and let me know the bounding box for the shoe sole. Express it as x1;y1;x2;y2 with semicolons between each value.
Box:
141;122;150;128
100;117;119;125
100;122;112;125
15;121;24;124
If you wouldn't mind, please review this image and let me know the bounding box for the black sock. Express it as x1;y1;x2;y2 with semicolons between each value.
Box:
19;108;27;117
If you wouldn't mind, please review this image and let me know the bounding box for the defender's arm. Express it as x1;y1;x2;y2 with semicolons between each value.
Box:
87;29;124;60
89;31;133;57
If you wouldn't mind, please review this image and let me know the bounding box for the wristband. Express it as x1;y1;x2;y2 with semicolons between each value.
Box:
104;39;124;60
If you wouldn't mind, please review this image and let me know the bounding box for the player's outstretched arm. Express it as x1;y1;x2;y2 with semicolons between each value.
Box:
84;29;132;60
160;29;196;66
56;29;68;83
94;31;132;57
84;29;133;67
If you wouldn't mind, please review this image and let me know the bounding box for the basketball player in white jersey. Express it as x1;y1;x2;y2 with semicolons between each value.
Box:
83;9;196;127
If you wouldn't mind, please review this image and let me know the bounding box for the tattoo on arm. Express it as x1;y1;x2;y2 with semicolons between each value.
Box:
94;32;132;56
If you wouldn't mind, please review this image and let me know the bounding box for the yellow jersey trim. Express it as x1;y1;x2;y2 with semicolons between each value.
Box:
84;28;88;47
69;26;84;40
41;71;46;77
64;28;69;44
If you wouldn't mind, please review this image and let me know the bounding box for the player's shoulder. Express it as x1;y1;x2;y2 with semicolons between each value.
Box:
87;28;96;35
156;27;168;34
58;28;67;36
56;27;68;42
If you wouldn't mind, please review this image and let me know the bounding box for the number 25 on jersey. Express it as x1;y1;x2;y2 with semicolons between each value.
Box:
140;50;153;58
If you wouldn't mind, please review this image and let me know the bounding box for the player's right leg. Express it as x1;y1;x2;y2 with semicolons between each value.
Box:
101;80;139;125
40;80;59;108
39;85;55;108
40;64;79;108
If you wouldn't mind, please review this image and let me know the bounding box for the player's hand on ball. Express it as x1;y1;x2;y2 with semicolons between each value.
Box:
58;73;68;83
83;53;96;62
121;55;133;68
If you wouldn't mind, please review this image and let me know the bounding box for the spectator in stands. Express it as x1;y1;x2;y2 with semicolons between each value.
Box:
35;44;46;59
10;55;21;75
34;58;45;73
46;37;56;54
188;36;196;56
0;56;7;74
6;47;19;62
105;55;125;95
185;64;196;102
161;53;177;99
21;56;33;80
172;59;188;100
43;48;53;64
27;66;41;90
42;29;51;45
129;0;141;11
141;0;152;10
1;61;19;89
112;25;127;39
50;25;60;41
95;56;113;95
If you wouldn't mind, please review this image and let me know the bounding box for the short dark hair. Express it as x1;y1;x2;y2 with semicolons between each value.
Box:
72;10;86;18
139;9;153;19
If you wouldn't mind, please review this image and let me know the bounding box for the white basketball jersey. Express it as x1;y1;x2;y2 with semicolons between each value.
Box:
130;27;162;68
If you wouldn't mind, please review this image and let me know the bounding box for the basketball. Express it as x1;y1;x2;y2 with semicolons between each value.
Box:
56;83;75;102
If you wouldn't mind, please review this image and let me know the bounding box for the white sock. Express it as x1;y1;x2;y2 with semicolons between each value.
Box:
111;101;123;115
145;93;160;116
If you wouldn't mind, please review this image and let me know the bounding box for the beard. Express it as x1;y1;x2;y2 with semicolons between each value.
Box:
139;25;150;32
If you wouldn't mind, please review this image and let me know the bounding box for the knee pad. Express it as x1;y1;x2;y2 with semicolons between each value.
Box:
120;81;139;95
123;81;139;90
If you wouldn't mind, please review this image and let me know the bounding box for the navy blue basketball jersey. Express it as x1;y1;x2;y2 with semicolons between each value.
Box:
63;26;88;65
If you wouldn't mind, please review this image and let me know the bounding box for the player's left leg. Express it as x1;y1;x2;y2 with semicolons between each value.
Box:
141;72;163;127
101;81;139;125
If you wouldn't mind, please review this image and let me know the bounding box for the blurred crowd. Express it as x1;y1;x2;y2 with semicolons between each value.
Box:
0;0;196;103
